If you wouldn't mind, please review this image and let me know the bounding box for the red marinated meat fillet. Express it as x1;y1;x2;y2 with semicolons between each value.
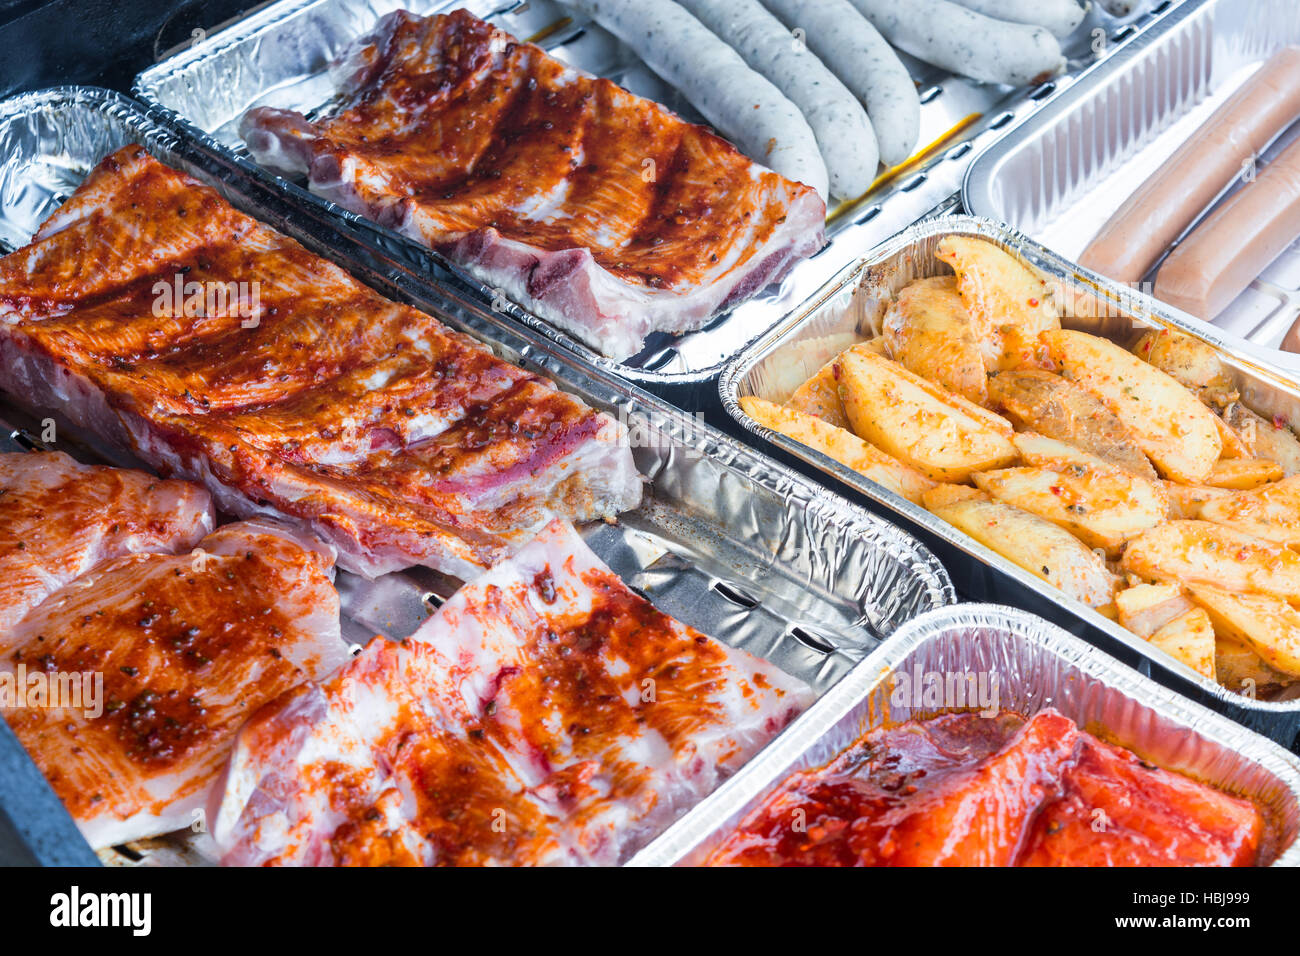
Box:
707;708;1264;866
212;518;815;866
1018;733;1263;866
240;8;827;360
708;711;1075;866
0;146;642;579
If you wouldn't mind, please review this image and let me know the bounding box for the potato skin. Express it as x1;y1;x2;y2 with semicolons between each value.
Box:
882;275;988;404
987;369;1157;480
1215;635;1297;691
1203;458;1285;490
927;494;1117;608
1148;608;1217;680
786;340;881;430
1132;329;1236;403
1042;330;1222;483
1222;402;1300;477
1162;481;1232;520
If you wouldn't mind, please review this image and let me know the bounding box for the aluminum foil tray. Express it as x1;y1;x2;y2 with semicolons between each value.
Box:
134;0;1185;393
633;604;1300;867
0;86;955;866
964;0;1300;371
721;213;1300;746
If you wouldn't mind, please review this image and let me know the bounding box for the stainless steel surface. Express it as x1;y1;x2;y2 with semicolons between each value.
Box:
964;0;1300;369
135;0;1185;388
0;86;955;866
721;213;1300;744
633;604;1300;867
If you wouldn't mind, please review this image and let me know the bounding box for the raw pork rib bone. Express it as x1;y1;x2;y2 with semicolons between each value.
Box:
2;517;351;849
214;519;815;866
0;146;641;579
239;8;827;361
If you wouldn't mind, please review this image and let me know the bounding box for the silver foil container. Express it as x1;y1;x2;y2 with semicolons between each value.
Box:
633;603;1300;867
0;87;955;866
721;213;1300;745
134;0;1186;392
964;0;1300;368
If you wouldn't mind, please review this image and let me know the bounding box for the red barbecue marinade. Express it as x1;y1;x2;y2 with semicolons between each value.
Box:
298;9;803;292
707;708;1265;867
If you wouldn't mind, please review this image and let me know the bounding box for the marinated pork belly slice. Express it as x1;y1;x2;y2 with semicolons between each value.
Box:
0;450;214;641
1;518;351;849
214;636;581;866
213;519;814;866
0;145;642;579
239;9;827;361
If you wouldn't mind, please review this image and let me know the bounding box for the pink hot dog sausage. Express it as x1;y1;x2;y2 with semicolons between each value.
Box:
1079;48;1300;286
1156;135;1300;321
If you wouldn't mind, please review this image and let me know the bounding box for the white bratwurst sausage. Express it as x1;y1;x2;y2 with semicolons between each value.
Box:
760;0;919;166
559;0;829;198
848;0;1066;87
675;0;878;199
1098;0;1143;16
949;0;1089;38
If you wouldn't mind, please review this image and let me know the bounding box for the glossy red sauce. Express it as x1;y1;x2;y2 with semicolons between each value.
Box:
707;709;1264;867
0;146;607;563
4;526;337;824
309;9;813;290
315;553;792;866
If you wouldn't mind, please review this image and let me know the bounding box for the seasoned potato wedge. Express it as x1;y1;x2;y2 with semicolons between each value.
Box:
987;369;1157;479
786;340;880;429
881;276;988;404
1011;432;1109;469
1147;608;1217;680
1115;582;1195;638
1187;586;1300;677
972;462;1166;556
1222;403;1300;477
935;235;1060;370
1203;458;1285;490
1212;414;1254;460
787;363;849;429
836;350;1016;482
927;494;1118;608
1162;481;1232;520
740;397;936;504
1216;636;1297;692
765;332;863;403
1121;520;1300;600
1198;475;1300;547
1132;328;1237;404
920;483;986;510
1042;330;1222;483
